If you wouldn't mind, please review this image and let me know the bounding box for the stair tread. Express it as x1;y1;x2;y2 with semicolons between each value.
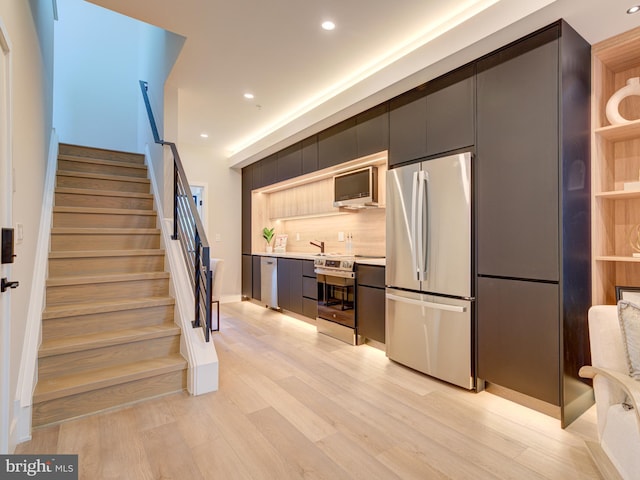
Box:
56;187;153;199
39;324;181;358
51;227;159;234
58;154;147;170
43;296;175;320
53;206;157;216
47;271;169;287
33;355;187;404
49;249;165;259
57;170;150;184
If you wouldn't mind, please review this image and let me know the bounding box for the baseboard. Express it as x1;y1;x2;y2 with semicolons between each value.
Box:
9;400;31;452
221;294;242;304
12;130;58;450
584;440;623;480
145;145;218;396
485;382;561;420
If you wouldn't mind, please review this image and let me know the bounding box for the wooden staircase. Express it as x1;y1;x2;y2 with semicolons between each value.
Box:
33;144;187;427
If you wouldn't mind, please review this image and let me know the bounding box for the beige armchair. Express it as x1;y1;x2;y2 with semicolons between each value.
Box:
579;305;640;480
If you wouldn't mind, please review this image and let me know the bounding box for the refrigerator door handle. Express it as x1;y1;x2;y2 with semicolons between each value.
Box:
416;170;424;282
410;171;419;281
385;293;467;313
420;170;429;279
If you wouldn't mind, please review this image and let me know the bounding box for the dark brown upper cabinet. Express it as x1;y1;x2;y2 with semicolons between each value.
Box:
318;118;358;170
425;64;475;156
301;136;318;174
277;142;302;182
260;153;278;187
356;104;389;158
388;87;428;167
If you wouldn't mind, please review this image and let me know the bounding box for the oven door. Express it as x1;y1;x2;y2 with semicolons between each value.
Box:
316;273;355;329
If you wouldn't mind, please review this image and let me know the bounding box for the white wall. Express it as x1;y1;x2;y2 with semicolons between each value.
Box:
0;0;53;452
178;143;242;300
54;0;140;152
53;0;184;219
136;24;184;216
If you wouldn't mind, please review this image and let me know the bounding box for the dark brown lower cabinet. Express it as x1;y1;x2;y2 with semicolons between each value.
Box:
242;254;252;298
356;285;385;343
356;264;386;343
252;255;261;302
477;277;559;405
278;258;303;315
302;260;317;320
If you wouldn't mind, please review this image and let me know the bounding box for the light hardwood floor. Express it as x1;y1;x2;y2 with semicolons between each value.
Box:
17;301;602;479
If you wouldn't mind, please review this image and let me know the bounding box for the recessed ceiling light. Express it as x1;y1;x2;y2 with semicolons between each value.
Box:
627;5;640;14
200;133;209;138
321;21;335;31
244;93;254;99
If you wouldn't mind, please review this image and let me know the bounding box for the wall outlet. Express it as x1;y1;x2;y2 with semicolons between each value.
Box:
16;223;23;244
296;232;300;241
214;233;221;242
338;231;345;242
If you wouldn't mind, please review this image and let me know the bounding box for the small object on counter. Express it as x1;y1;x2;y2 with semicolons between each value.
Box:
274;234;288;253
262;227;275;252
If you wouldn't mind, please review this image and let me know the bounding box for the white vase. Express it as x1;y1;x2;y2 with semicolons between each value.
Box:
265;245;272;253
606;77;640;125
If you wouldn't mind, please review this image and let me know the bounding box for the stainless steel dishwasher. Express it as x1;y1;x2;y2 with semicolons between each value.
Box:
260;256;279;309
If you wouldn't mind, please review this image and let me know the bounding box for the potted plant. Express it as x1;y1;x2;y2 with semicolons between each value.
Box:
262;227;275;253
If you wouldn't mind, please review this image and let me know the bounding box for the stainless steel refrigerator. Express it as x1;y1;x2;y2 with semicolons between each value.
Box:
385;151;474;390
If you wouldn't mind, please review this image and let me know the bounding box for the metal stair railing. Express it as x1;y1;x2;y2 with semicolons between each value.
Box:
139;80;216;341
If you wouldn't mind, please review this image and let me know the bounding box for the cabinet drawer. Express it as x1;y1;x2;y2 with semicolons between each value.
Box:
302;259;316;277
356;264;385;288
303;297;317;319
302;276;317;299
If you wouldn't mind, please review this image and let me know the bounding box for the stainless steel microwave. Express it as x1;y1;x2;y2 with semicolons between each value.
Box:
333;166;378;208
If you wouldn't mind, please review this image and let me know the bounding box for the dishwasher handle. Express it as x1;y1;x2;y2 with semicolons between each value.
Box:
385;293;466;313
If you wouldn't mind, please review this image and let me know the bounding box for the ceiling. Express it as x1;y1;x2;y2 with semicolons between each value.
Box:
86;0;640;168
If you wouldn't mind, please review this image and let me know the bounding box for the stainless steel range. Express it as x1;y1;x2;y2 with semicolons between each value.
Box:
314;255;360;345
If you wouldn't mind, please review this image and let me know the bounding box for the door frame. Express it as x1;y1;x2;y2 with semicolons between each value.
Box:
0;18;13;454
189;182;208;230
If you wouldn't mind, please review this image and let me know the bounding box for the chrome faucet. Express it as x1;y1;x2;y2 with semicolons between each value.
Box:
310;240;325;253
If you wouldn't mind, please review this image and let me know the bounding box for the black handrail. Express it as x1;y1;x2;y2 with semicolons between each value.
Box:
139;80;216;340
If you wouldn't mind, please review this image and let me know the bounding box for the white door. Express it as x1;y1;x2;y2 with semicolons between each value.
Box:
0;22;12;454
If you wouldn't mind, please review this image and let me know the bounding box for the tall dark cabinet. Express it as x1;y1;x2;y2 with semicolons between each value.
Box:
476;21;591;427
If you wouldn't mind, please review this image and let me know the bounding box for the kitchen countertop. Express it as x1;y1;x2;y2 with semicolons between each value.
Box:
252;252;385;267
